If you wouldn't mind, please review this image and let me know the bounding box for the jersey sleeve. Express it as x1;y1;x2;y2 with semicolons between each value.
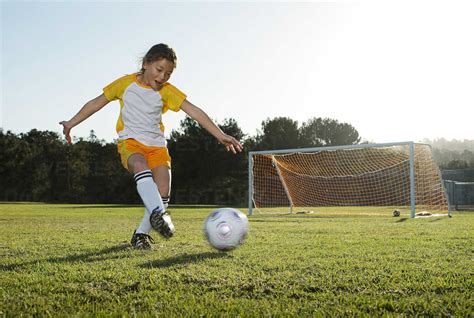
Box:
103;74;133;101
160;83;187;113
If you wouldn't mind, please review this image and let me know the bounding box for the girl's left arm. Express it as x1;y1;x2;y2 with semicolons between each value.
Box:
181;99;242;154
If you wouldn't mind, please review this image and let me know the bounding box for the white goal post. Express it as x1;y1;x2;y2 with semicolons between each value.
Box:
248;141;451;217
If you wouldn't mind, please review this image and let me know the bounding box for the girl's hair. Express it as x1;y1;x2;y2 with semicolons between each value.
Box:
140;43;177;72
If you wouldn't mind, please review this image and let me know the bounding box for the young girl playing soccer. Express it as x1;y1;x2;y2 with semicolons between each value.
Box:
60;43;242;249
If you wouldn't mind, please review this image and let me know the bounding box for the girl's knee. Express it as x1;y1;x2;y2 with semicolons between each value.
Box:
128;154;149;174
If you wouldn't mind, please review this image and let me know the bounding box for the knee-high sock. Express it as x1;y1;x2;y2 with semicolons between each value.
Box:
134;170;165;215
136;208;152;234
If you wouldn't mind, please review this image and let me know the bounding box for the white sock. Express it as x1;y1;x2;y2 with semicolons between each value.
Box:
134;170;165;216
136;208;152;234
162;196;170;209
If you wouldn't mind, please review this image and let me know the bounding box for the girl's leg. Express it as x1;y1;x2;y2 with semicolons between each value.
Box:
152;165;171;208
148;165;174;238
129;154;174;239
128;154;166;215
136;165;171;234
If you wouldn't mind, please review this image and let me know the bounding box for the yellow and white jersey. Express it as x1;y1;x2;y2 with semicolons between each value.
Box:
103;73;186;147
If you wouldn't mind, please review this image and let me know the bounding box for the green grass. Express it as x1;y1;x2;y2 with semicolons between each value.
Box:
0;204;472;317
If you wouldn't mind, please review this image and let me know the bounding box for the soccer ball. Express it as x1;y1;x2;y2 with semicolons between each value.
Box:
203;208;249;251
393;209;401;217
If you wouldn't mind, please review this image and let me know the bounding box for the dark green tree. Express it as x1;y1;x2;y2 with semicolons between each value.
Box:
168;117;246;205
254;117;300;150
0;130;32;201
66;133;136;204
248;116;361;152
299;117;361;147
18;129;65;202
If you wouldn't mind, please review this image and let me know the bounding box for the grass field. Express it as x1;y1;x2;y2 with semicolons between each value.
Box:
0;204;472;317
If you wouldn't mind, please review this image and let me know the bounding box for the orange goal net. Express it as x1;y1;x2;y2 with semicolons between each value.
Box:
248;142;450;217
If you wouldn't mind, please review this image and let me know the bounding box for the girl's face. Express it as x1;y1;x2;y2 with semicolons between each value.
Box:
141;58;175;90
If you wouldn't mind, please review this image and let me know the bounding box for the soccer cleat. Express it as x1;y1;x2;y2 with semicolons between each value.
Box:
130;230;155;250
150;208;175;239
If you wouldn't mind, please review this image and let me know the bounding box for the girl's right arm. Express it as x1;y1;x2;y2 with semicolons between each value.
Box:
59;93;110;144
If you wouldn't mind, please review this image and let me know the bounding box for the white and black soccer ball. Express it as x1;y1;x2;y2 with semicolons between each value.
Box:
204;208;249;251
393;209;401;217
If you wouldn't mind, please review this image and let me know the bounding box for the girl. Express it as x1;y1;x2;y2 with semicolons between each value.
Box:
60;43;242;249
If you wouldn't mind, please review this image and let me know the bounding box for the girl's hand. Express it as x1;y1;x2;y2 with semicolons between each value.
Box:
180;100;243;154
59;121;73;144
58;94;110;145
218;134;242;154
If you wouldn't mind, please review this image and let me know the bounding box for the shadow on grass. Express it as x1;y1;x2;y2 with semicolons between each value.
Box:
1;243;131;271
395;218;409;223
428;217;447;222
140;251;231;269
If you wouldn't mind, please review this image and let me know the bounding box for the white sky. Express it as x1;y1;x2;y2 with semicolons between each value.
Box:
2;0;474;144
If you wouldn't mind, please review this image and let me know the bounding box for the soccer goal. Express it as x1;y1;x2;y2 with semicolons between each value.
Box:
248;142;451;217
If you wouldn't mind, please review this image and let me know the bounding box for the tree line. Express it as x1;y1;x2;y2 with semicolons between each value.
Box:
424;138;474;169
1;116;472;205
0;116;360;205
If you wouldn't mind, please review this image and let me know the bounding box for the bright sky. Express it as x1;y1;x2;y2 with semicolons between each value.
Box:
2;0;474;144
